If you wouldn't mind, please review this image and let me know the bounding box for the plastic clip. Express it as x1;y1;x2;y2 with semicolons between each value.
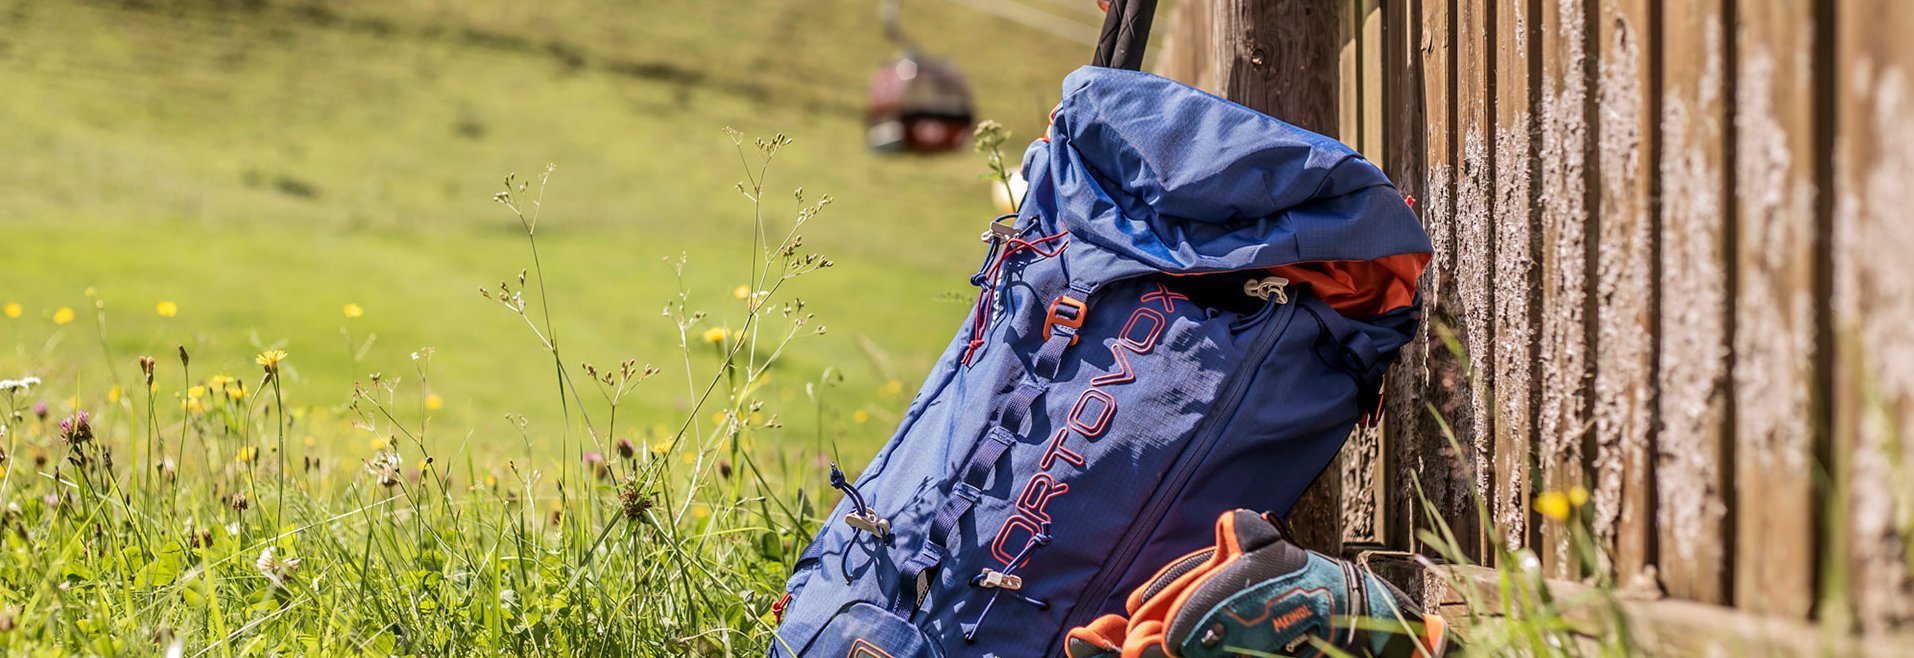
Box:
1043;295;1087;346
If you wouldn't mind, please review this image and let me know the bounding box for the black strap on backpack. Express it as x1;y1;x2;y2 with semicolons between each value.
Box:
1090;0;1159;71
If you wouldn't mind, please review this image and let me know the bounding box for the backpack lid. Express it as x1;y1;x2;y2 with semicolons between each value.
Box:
1026;67;1431;310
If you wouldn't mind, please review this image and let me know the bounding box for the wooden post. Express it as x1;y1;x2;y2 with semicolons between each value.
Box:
1210;0;1346;553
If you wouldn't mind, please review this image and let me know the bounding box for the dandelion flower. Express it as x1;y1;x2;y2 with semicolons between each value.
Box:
424;393;443;411
208;375;236;389
732;284;751;300
188;385;207;400
1534;491;1571;522
2;303;20;319
255;350;287;371
226;386;245;401
155;301;178;318
235;446;257;463
1567;485;1589;508
52;307;74;325
342;303;363;319
701;327;728;345
181;398;206;414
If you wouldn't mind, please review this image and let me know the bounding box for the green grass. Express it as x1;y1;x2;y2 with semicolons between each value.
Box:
0;0;1086;447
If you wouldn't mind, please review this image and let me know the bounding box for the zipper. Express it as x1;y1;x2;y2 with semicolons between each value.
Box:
1050;291;1298;655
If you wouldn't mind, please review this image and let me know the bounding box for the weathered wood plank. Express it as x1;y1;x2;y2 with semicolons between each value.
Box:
1835;0;1914;634
1215;0;1347;555
1380;0;1429;552
1212;0;1340;135
1731;0;1820;620
1152;0;1217;93
1491;0;1542;557
1592;0;1661;592
1453;0;1497;563
1536;0;1596;579
1339;0;1385;546
1656;0;1735;605
1371;557;1914;657
1409;0;1481;562
1362;0;1384;163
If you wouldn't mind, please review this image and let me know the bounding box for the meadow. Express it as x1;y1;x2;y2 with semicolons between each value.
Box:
0;0;1084;442
0;2;1676;656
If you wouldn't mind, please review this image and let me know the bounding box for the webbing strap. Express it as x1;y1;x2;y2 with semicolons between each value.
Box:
891;282;1092;614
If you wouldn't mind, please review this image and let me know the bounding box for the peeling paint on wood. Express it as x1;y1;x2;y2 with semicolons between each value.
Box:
1656;1;1732;605
1836;5;1914;627
1592;0;1659;589
1731;1;1819;619
1491;0;1539;554
1537;0;1593;579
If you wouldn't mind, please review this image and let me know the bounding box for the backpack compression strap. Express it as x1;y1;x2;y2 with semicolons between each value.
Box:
892;280;1097;620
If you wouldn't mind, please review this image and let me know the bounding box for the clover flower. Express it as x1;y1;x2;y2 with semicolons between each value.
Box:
58;411;93;445
254;546;301;587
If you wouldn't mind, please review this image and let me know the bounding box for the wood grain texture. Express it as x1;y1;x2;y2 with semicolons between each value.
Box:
1380;0;1430;551
1731;0;1820;620
1453;0;1496;563
1592;0;1660;592
1536;0;1596;579
1656;0;1734;605
1410;0;1482;561
1835;0;1914;633
1212;0;1340;135
1491;0;1542;557
1215;0;1347;555
1152;0;1218;93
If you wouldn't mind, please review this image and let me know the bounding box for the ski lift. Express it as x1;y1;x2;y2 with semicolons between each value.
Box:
866;0;975;153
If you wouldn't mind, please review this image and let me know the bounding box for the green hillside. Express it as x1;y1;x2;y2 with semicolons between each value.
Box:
0;0;1090;455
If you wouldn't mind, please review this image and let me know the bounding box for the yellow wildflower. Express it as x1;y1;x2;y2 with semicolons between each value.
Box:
692;504;711;520
701;327;728;345
255;350;287;371
236;446;256;463
424;393;443;411
84;287;97;298
342;303;363;319
1534;491;1571;522
2;302;20;318
208;375;236;389
369;436;389;451
881;380;904;397
1567;485;1589;508
52;307;74;325
156;301;178;318
108;385;122;403
181;397;206;413
226;386;245;401
732;284;751;300
649;439;671;456
188;385;207;400
852;409;871;424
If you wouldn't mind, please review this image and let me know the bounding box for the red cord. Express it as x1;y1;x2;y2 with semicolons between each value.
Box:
962;231;1070;365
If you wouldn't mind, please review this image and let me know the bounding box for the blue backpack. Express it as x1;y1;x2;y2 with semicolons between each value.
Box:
771;67;1431;658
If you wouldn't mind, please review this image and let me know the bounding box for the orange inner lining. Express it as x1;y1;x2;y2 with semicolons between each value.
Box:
1266;252;1429;318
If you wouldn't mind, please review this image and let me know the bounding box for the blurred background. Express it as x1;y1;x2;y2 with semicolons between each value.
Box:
0;0;1125;451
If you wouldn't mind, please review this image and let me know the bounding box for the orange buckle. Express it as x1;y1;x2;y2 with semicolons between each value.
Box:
1043;295;1087;346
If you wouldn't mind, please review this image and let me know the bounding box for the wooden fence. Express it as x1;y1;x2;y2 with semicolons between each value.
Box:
1156;0;1912;635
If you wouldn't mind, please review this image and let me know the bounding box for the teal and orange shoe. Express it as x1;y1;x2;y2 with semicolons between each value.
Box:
1065;509;1448;658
